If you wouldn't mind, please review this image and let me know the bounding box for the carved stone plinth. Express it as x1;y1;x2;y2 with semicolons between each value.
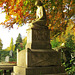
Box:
26;66;65;75
26;28;51;49
26;49;61;67
13;49;67;75
13;66;66;75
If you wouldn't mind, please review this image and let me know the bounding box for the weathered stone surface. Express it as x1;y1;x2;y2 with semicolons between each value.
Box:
29;1;47;28
16;49;61;67
5;56;9;63
27;49;61;67
9;50;13;57
17;50;27;67
26;28;51;49
13;66;26;75
13;66;66;75
41;73;67;75
26;66;65;75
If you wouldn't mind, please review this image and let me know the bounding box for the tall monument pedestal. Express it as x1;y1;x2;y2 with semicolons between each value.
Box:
13;28;67;75
26;28;51;49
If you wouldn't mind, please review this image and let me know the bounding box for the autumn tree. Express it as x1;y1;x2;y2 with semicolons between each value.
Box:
15;33;23;50
0;0;75;51
0;0;75;38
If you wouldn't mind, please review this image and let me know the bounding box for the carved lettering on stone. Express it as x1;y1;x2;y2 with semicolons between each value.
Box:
33;30;49;41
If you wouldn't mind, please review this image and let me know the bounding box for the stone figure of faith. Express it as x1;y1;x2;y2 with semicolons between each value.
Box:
29;0;47;28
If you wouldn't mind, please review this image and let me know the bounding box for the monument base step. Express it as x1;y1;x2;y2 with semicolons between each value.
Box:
26;67;65;75
43;73;67;75
11;73;67;75
13;66;66;75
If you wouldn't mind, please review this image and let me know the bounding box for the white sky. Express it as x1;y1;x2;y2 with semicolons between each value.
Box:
0;12;28;49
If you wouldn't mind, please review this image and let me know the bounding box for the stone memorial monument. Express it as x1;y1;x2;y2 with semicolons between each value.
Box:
9;50;13;57
5;56;9;63
13;0;67;75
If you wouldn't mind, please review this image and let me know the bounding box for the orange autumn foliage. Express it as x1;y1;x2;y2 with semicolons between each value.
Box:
0;0;75;38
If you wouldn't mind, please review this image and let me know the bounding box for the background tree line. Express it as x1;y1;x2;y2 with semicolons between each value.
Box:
0;33;27;62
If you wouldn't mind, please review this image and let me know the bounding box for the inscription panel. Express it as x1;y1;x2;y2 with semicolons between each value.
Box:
33;29;50;41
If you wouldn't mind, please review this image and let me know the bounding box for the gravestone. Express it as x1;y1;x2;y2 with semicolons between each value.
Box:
9;50;13;57
5;56;9;63
13;1;67;75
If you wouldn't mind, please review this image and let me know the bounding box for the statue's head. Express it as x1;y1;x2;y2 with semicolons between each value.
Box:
35;0;43;6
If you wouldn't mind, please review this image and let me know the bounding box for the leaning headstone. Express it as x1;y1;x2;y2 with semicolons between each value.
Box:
9;50;13;57
5;56;9;62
